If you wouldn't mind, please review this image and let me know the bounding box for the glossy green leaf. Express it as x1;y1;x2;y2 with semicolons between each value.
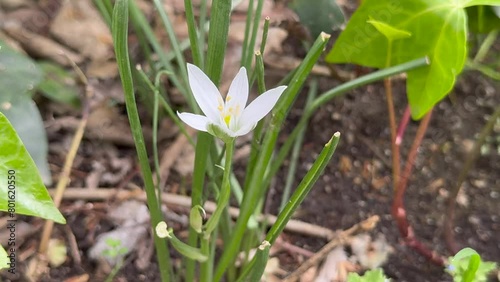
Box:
290;0;345;38
0;40;42;101
467;6;500;33
0;112;65;223
38;62;81;107
1;97;52;185
367;17;411;41
326;0;500;119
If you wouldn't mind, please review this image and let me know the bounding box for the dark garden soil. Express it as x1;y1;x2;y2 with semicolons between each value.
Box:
4;69;498;282
1;1;499;281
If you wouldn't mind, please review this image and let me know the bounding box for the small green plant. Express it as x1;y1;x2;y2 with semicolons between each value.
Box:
347;269;388;282
446;248;497;282
101;238;129;282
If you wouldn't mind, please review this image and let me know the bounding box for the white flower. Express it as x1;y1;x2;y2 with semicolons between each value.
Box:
177;63;287;139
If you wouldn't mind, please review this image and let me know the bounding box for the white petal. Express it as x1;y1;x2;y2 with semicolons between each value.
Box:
225;67;249;115
234;123;255;137
177;112;210;132
187;63;223;121
239;86;287;128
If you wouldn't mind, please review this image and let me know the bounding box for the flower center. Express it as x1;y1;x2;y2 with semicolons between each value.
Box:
223;114;231;127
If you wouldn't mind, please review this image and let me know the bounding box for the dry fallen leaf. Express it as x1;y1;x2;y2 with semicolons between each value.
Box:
50;0;112;61
3;22;84;66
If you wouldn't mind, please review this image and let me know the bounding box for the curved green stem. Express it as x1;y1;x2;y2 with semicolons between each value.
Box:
204;139;235;234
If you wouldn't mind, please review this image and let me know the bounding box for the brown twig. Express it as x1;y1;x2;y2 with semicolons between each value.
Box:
51;187;338;240
444;104;500;254
282;216;380;282
391;110;445;266
38;57;91;255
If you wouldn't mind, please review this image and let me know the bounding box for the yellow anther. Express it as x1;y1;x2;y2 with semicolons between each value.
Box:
226;96;232;102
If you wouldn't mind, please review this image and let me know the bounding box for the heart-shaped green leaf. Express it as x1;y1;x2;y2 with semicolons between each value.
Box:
1;96;52;185
0;112;65;224
367;17;412;41
326;0;500;119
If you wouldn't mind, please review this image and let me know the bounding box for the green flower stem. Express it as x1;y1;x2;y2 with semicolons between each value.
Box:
265;57;430;186
185;132;213;281
199;233;212;282
204;139;235;234
279;79;318;212
184;0;203;67
267;133;340;244
111;1;171;281
214;32;331;282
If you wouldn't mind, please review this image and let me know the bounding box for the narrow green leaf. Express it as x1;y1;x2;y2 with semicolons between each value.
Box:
367;16;412;41
169;231;208;262
0;112;65;223
205;0;232;85
266;132;340;244
112;0;171;280
249;241;271;282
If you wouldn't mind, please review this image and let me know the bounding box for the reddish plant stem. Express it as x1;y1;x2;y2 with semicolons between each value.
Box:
391;110;445;266
396;106;411;145
384;78;400;189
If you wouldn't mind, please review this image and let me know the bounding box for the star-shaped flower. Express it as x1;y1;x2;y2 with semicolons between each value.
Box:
177;64;287;140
